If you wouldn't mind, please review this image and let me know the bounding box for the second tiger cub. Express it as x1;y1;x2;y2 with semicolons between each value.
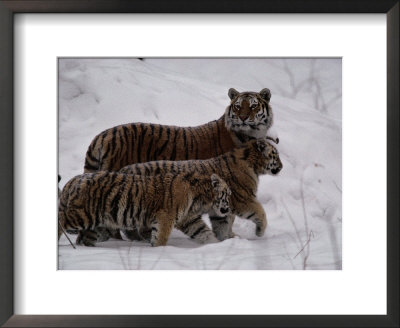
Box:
58;172;231;247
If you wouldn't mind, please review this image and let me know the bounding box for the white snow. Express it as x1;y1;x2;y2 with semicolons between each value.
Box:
58;58;342;270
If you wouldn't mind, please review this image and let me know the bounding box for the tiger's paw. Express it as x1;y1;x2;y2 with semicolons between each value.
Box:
255;226;265;237
76;231;97;247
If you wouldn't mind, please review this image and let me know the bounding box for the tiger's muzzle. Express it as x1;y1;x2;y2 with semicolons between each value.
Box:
270;157;283;175
271;167;282;175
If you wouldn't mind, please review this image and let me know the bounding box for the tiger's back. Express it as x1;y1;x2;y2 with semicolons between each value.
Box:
84;119;235;173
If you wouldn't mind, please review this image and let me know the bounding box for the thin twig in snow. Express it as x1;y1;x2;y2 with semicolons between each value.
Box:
300;173;311;269
294;230;314;259
281;198;303;250
282;241;295;270
333;180;342;193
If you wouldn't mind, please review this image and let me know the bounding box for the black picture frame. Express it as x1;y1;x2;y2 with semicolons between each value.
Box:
0;1;398;327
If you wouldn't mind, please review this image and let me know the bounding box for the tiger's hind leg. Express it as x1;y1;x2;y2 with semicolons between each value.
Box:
105;228;123;241
177;215;218;244
76;227;121;245
94;227;113;242
209;213;236;241
76;229;98;247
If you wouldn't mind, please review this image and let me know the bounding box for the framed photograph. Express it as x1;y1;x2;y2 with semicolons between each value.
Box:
0;1;398;327
57;57;342;270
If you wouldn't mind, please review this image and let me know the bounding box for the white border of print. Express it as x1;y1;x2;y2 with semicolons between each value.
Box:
14;14;386;315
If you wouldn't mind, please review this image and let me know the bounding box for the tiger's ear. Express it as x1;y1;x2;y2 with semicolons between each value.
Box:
260;88;271;102
228;88;240;100
254;139;267;153
211;174;222;189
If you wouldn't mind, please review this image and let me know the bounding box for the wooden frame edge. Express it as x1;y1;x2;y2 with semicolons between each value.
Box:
0;0;14;326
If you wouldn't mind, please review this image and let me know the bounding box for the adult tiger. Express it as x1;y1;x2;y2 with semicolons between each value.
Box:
83;88;273;173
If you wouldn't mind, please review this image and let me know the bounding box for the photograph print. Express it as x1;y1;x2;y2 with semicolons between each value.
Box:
58;58;342;270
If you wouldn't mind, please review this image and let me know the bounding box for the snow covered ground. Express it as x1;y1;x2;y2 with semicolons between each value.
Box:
58;58;342;270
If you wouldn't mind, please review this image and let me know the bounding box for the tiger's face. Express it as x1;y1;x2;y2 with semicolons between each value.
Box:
210;174;231;217
251;139;283;176
225;88;273;140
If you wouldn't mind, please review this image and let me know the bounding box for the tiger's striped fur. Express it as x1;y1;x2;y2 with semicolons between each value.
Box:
81;88;273;242
83;88;273;173
119;138;283;240
58;172;231;247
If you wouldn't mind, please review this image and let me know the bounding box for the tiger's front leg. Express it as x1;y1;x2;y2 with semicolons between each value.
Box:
209;212;235;241
242;201;267;237
176;215;219;244
150;213;175;247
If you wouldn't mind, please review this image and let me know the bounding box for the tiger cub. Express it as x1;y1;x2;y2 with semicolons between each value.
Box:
58;172;231;247
83;88;273;173
119;138;283;240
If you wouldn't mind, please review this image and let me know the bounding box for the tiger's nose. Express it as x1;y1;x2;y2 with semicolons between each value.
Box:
220;207;229;214
239;115;248;122
271;166;282;175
